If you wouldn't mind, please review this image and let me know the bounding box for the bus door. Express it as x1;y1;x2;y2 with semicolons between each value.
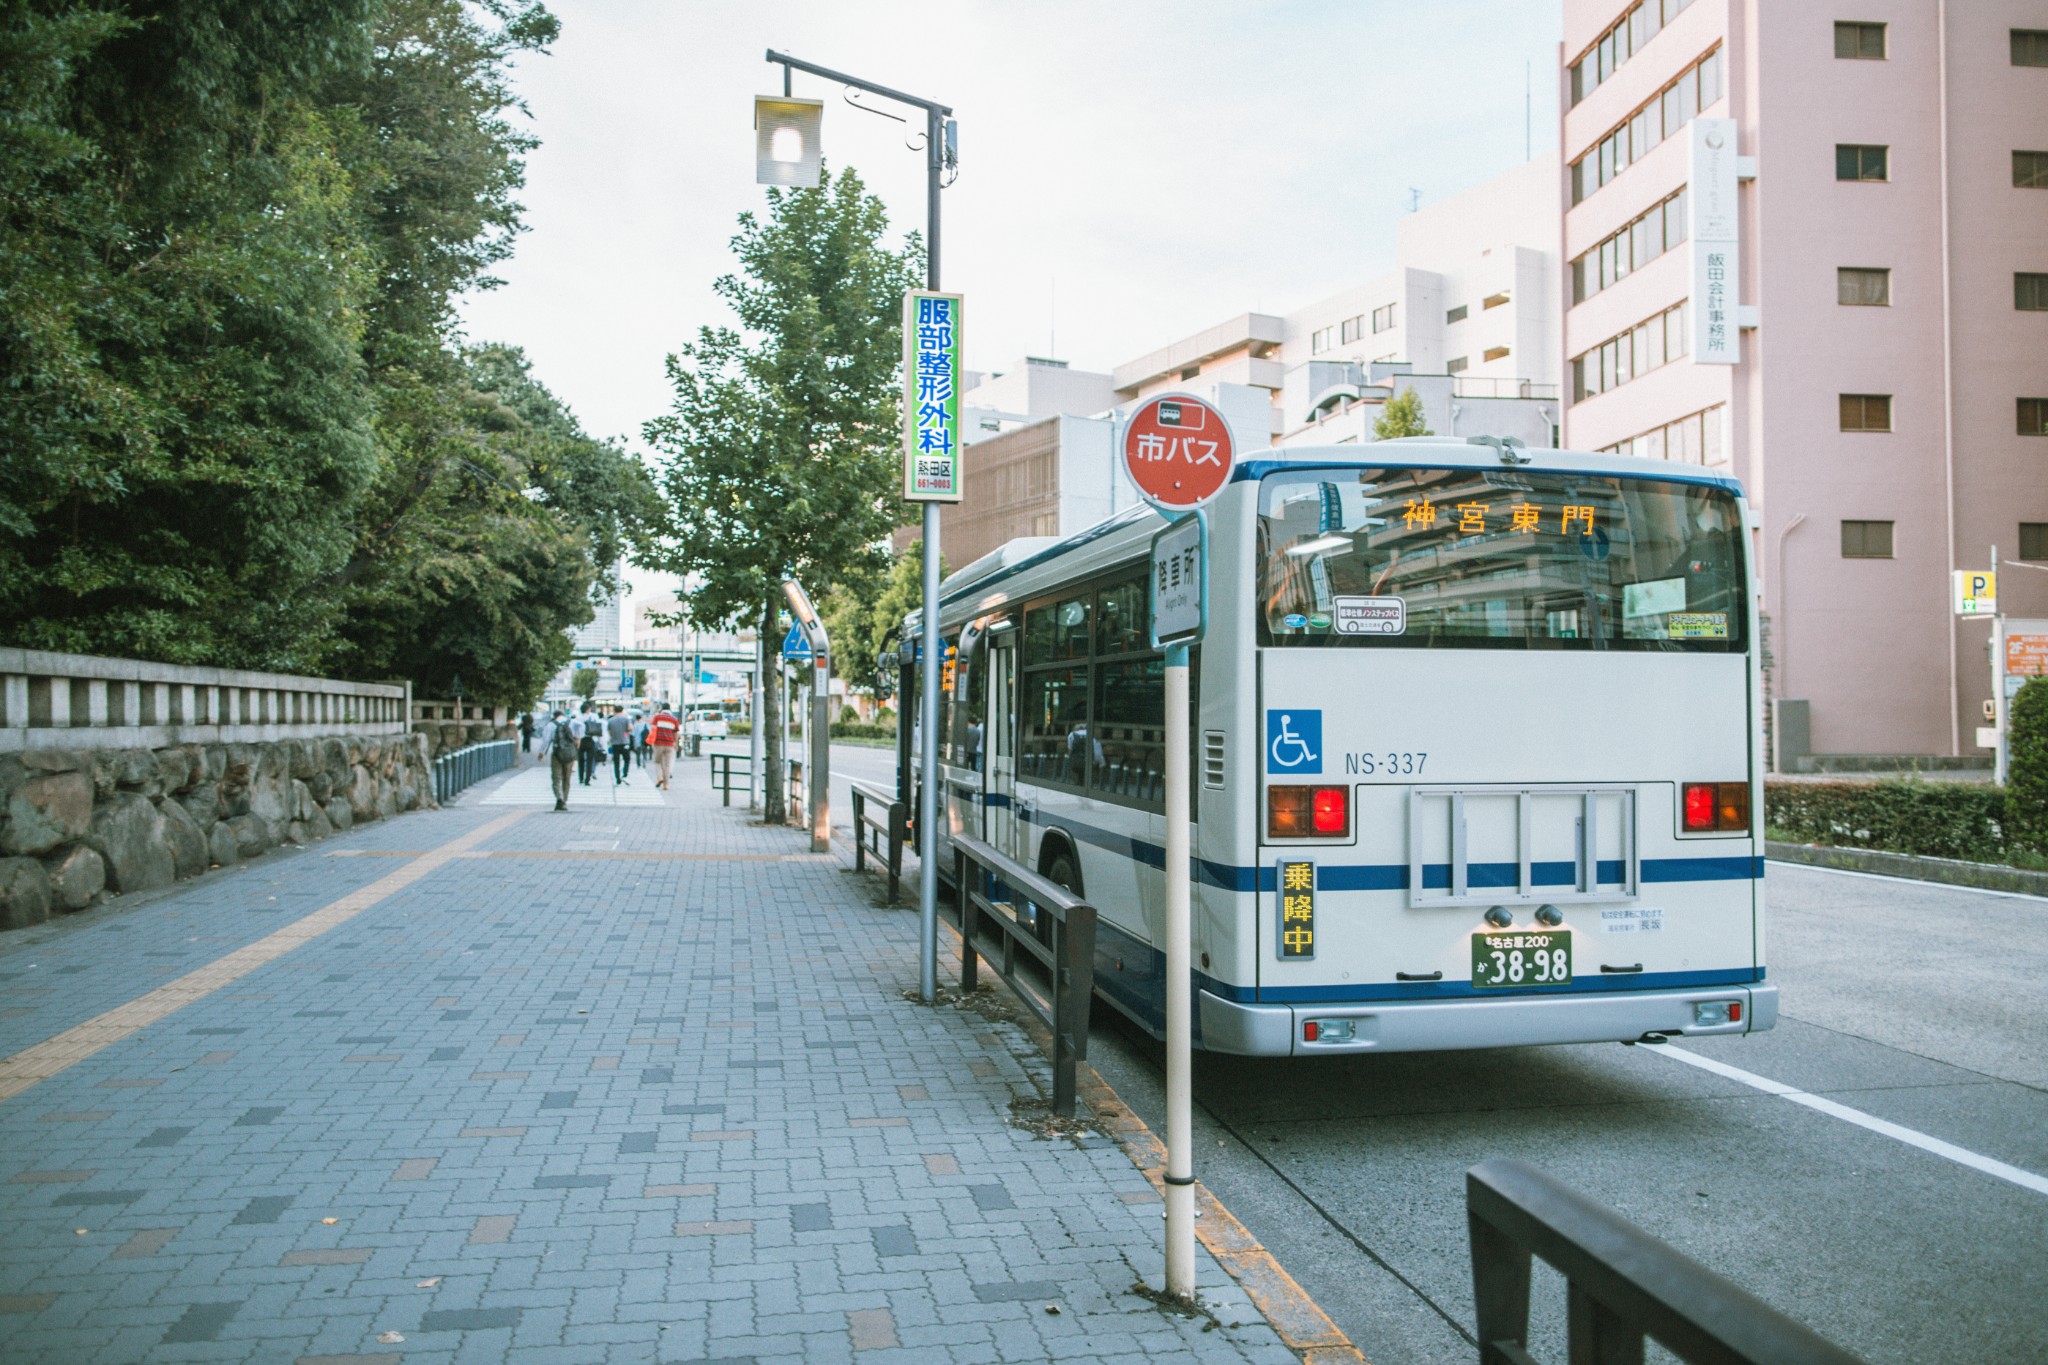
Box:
982;626;1023;861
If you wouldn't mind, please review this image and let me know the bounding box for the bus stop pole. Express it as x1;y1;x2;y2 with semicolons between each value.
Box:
916;101;943;1006
1162;640;1195;1298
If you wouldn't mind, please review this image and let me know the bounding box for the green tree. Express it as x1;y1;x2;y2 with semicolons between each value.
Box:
1372;387;1433;441
642;166;923;820
570;668;598;701
328;345;658;707
823;541;944;701
0;1;653;708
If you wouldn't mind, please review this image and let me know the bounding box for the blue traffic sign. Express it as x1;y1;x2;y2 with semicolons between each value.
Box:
781;624;812;661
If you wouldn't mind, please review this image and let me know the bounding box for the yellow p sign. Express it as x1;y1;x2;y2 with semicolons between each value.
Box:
1953;570;1997;615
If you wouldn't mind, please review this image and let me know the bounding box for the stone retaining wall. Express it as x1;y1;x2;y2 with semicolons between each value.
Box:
0;733;434;932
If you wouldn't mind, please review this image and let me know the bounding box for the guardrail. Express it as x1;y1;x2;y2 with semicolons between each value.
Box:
849;778;907;904
709;752;753;807
948;830;1098;1117
1467;1158;1868;1365
432;740;516;805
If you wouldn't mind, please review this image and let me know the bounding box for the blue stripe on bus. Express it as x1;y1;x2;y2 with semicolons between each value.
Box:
1006;806;1760;889
1251;966;1765;1004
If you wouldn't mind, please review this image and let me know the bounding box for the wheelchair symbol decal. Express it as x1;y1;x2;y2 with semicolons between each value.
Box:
1266;710;1322;774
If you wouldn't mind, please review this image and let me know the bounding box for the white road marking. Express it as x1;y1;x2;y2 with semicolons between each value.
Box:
1649;1043;2048;1198
1768;858;2048;903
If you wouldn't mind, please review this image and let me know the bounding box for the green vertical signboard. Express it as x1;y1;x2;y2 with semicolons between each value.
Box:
902;290;963;503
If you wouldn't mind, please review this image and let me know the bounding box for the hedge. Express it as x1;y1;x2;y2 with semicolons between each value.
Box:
2008;677;2048;850
1764;781;2016;862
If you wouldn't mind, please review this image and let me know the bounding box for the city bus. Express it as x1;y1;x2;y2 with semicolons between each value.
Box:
907;438;1775;1055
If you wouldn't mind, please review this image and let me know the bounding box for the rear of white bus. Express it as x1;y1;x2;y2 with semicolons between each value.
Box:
1203;457;1775;1056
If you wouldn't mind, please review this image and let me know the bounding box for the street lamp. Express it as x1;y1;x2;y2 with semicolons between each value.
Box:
759;50;955;1005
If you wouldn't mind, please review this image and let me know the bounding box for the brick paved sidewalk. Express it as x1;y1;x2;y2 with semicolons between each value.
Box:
0;752;1300;1364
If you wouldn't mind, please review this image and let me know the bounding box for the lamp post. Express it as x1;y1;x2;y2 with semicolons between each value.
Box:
760;50;955;1003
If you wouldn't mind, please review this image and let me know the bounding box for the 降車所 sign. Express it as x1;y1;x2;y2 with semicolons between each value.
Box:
902;291;963;502
1122;393;1235;513
1151;515;1203;646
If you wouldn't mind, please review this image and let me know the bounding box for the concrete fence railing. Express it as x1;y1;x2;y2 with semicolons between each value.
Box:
412;700;514;727
0;648;410;754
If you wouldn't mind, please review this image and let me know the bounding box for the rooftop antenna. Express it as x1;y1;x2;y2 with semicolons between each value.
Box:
1408;187;1421;213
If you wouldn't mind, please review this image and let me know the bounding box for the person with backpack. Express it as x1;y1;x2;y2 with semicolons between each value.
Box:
648;705;680;790
519;709;535;757
606;707;634;784
540;709;578;811
577;702;601;786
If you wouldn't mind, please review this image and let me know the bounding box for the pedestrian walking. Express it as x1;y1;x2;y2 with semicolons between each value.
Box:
633;713;651;769
539;709;577;810
519;708;535;757
607;707;634;784
649;705;680;790
577;703;600;785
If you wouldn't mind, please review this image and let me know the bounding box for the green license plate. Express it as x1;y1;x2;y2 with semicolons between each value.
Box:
1471;930;1572;989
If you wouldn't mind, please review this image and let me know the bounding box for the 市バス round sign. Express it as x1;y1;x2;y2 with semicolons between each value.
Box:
1121;393;1235;513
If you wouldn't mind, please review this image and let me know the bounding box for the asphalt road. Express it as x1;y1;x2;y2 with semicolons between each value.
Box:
1085;863;2048;1365
701;745;2048;1362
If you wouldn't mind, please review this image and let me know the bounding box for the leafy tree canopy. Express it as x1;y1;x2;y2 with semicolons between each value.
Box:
1372;386;1433;441
0;0;649;707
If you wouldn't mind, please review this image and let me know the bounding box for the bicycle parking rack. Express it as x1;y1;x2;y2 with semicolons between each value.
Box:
432;739;516;805
849;778;907;904
1466;1158;1867;1365
948;830;1097;1118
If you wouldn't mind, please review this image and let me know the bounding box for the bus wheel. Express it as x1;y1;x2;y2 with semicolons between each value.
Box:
1038;850;1081;948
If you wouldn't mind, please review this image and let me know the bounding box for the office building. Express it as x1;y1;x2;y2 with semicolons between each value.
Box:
1560;0;2048;762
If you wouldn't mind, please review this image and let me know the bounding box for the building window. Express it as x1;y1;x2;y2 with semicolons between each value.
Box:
1179;365;1201;381
1569;46;1722;205
2015;151;2048;188
2017;273;2048;310
1482;345;1512;363
1568;0;1696;106
1446;356;1469;374
1311;326;1333;355
1838;267;1891;305
2022;398;2048;435
1841;521;1894;558
2020;524;2048;560
1446;304;1468;324
1836;144;1889;181
1340;315;1364;344
1840;394;1893;431
1571;188;1689;305
1371;303;1397;334
1834;22;1886;59
2013;29;2048;66
1571;300;1688;401
1482;291;1511;310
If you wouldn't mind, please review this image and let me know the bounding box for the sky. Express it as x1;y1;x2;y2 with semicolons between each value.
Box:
456;0;1565;454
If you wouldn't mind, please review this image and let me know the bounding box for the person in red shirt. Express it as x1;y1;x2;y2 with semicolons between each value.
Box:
648;706;681;789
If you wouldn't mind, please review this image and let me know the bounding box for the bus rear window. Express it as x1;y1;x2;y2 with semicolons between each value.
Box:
1257;467;1746;651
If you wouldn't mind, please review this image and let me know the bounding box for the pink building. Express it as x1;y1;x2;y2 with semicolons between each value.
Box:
1560;0;2048;765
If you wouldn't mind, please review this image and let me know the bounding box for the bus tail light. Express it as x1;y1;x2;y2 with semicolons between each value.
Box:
1681;781;1749;833
1269;785;1350;838
1694;1000;1742;1026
